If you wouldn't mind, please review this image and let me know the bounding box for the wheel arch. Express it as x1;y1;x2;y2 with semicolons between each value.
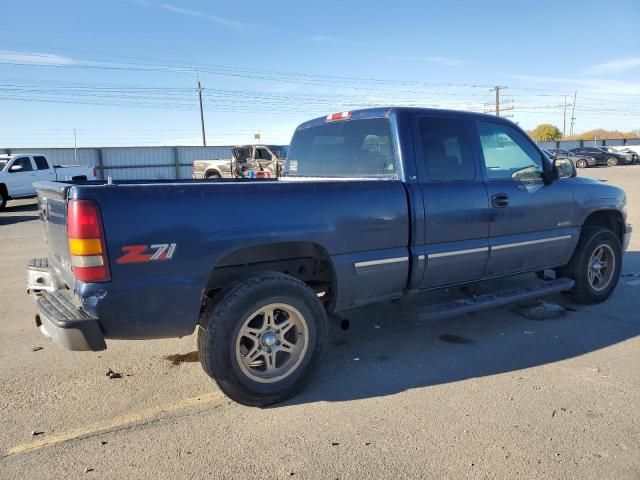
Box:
582;209;624;244
203;241;337;316
205;167;222;178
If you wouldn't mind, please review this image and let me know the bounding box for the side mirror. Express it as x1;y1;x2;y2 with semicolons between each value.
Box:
553;157;576;179
9;164;23;172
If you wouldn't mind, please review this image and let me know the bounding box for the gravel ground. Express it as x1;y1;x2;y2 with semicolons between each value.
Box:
1;165;639;479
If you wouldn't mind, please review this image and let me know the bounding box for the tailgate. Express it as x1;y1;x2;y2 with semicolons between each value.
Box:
35;181;74;286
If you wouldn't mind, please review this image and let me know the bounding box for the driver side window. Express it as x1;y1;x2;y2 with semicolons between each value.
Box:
11;157;34;173
478;122;543;181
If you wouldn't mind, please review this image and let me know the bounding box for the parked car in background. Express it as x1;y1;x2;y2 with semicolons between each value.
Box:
27;107;631;406
610;147;640;163
0;154;95;210
569;146;628;166
192;145;287;179
597;147;634;165
545;148;597;168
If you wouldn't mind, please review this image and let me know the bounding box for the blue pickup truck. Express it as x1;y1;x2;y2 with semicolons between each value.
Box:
28;108;632;406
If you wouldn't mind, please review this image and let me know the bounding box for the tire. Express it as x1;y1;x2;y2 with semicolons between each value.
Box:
562;226;622;304
576;159;587;169
206;171;222;179
198;271;327;407
607;157;618;167
0;190;6;211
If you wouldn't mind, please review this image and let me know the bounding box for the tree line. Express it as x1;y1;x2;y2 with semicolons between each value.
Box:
527;124;640;142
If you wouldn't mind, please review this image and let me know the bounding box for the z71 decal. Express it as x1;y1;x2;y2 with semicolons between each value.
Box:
116;243;177;264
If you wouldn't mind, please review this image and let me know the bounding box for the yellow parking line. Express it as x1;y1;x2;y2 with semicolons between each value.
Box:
3;391;225;457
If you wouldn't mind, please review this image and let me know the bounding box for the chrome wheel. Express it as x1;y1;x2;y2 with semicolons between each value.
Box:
607;157;618;167
576;159;587;169
235;303;309;384
588;244;615;292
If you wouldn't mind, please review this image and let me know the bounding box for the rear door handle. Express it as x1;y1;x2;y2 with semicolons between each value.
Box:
491;193;509;208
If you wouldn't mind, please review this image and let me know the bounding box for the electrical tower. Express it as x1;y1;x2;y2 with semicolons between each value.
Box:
484;86;514;117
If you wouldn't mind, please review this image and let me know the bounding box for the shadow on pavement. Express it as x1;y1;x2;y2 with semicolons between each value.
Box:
1;201;38;213
286;251;640;406
0;214;39;225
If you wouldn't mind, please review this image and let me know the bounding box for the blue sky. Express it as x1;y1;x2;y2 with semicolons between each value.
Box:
1;0;639;147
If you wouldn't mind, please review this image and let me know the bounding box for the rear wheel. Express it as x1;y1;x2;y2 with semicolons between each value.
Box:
607;157;618;167
0;190;6;211
198;271;327;407
576;159;587;169
561;227;622;304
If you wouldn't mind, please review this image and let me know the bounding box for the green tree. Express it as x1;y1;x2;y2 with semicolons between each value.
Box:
529;124;563;142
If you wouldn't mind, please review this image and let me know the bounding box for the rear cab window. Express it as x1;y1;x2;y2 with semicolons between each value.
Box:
286;117;397;178
33;156;49;170
415;116;476;182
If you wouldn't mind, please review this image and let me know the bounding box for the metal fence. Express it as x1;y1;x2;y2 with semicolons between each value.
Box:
537;138;640;150
3;138;639;180
0;146;235;180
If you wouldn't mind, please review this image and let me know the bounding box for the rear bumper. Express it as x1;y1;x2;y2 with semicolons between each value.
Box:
28;258;106;351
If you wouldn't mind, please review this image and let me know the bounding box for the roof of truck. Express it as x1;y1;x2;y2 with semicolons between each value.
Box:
295;107;515;131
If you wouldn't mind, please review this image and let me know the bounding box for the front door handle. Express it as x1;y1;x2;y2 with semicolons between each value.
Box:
491;193;509;208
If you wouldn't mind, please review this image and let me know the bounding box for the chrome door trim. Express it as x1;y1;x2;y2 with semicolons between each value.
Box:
428;247;489;259
491;235;572;251
354;256;409;269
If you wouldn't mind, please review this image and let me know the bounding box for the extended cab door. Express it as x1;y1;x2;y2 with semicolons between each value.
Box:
6;156;37;196
411;113;490;289
33;155;56;183
476;120;578;276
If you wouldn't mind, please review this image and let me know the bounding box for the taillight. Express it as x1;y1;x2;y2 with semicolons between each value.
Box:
67;199;111;282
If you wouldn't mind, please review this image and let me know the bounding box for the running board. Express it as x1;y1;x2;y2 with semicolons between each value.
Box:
416;278;575;321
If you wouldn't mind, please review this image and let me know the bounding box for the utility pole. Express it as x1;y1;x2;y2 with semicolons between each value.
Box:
490;86;506;116
197;80;207;146
484;86;513;117
562;95;567;138
570;91;577;137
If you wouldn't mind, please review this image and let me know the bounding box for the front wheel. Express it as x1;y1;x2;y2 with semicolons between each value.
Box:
0;191;6;211
198;271;327;407
562;227;622;304
607;157;618;167
576;159;587;169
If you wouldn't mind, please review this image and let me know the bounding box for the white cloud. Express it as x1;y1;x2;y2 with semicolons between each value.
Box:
160;4;244;30
510;74;640;95
387;55;467;67
0;50;75;65
305;35;336;43
584;57;640;75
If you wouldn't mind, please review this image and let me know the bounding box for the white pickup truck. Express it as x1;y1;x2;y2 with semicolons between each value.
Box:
0;153;96;210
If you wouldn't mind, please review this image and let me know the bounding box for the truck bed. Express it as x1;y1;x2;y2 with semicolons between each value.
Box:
35;178;410;339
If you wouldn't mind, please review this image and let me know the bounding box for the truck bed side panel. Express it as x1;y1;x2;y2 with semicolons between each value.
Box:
70;180;409;339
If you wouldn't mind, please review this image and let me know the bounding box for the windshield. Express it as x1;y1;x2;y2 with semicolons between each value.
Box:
286;118;397;178
269;146;288;159
0;160;7;171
